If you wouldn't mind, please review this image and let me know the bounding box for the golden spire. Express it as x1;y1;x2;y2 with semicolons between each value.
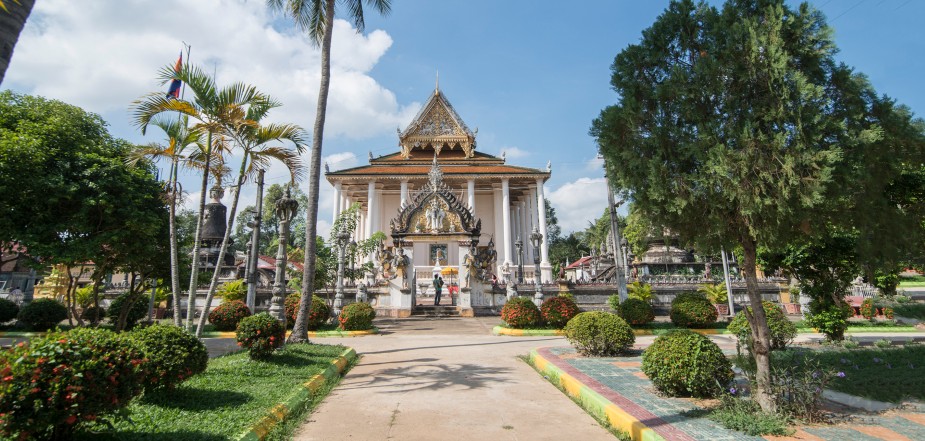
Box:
435;70;439;95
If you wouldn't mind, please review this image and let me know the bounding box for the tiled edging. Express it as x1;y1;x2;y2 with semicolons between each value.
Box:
493;326;727;337
205;328;379;339
528;347;697;441
235;347;357;441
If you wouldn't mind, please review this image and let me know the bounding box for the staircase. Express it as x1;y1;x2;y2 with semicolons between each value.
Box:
411;305;461;317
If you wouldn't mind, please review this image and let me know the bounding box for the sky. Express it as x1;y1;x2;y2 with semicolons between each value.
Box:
4;0;924;236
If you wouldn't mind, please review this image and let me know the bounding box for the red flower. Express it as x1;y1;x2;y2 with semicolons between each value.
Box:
65;415;77;425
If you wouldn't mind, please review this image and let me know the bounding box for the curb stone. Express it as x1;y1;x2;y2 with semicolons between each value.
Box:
208;328;379;339
235;347;357;441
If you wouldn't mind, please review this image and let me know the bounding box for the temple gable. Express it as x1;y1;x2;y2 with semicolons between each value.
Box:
399;89;476;159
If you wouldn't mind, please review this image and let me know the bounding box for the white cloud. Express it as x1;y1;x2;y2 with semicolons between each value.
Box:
546;177;608;233
585;156;605;172
497;146;529;159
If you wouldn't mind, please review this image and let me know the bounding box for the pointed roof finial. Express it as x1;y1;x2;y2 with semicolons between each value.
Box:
435;69;439;94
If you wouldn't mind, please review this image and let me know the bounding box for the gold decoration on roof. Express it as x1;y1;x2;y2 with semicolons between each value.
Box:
399;88;476;159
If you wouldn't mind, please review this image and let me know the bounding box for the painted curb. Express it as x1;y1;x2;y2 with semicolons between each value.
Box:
822;389;899;412
235;347;357;441
205;328;379;339
492;326;564;336
528;348;664;441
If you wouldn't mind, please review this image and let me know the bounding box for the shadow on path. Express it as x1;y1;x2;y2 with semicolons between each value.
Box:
339;363;514;392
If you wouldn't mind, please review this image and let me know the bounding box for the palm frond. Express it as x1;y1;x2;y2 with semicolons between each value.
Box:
130;93;200;134
253;123;309;154
247;146;306;183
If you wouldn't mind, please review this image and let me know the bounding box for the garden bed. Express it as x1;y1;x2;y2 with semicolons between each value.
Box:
71;343;352;441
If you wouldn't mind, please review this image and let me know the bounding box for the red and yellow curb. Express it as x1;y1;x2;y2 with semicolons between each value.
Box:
492;325;726;337
528;348;665;441
209;328;379;339
236;347;357;441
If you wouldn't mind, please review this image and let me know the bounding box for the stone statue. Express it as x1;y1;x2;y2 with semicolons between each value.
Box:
704;262;712;280
356;282;368;303
463;252;477;288
377;244;394;279
392;247;409;289
506;282;517;300
558;263;566;281
426;198;446;232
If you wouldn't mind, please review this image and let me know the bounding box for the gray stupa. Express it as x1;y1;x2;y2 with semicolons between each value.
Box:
199;185;237;279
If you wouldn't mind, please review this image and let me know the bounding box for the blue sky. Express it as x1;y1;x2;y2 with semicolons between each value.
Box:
4;0;924;234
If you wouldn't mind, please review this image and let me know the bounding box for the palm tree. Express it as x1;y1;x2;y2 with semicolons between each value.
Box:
193;107;308;338
126;115;205;326
266;0;392;344
627;281;654;303
132;63;274;331
0;0;34;85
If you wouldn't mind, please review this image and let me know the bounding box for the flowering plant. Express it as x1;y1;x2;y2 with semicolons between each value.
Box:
338;302;376;331
235;313;285;360
540;296;580;328
500;297;540;328
285;294;331;329
208;300;252;331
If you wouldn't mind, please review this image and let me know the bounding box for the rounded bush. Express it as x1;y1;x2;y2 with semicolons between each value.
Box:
108;291;149;330
728;301;797;350
540;296;580;328
208;300;252;332
0;298;19;323
500;297;541;328
0;328;147;440
860;298;876;320
669;292;718;328
285;293;330;330
131;324;208;391
236;313;285;360
17;298;67;331
614;298;655;325
641;329;733;398
80;305;107;323
338;302;376;331
564;311;635;356
217;279;246;302
806;304;852;341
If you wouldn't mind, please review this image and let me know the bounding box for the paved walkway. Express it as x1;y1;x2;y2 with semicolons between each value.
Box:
292;317;617;441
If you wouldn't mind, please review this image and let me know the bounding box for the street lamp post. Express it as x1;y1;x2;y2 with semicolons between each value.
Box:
530;226;544;306
514;237;524;284
333;225;351;318
269;187;298;325
348;240;357;286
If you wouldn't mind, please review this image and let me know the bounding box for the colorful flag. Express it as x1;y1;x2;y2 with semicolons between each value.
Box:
166;53;183;99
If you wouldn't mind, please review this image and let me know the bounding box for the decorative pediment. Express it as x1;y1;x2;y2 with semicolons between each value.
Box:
390;158;481;242
398;89;476;159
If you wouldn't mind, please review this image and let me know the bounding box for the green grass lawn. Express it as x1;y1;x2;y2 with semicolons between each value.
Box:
774;345;925;403
74;343;347;441
899;275;925;287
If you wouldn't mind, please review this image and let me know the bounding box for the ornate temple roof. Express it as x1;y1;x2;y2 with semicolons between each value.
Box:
397;87;476;159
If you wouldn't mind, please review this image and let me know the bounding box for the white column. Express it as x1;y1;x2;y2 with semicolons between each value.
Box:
527;187;536;259
332;182;342;223
501;179;512;266
400;180;409;208
366;181;375;239
536;178;550;266
467;179;475;213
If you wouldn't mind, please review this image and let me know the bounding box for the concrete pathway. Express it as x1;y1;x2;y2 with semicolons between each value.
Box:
292;317;617;441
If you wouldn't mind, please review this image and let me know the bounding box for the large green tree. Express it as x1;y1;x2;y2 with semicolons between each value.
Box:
591;0;907;411
267;0;392;344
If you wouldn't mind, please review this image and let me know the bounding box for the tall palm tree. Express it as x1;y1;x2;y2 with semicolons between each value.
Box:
267;0;392;344
132;63;274;331
126;115;205;326
0;0;34;85
193;107;308;338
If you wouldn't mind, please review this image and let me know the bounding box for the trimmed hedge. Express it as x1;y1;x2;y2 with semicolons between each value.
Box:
285;293;331;329
540;296;580;328
131;324;208;391
236;313;285;360
614;297;655;325
642;329;732;398
108;291;149;330
670;292;718;328
0;328;147;440
208;300;252;332
564;311;635;356
338;302;376;331
0;298;19;323
728;301;797;350
500;297;541;328
17;298;67;331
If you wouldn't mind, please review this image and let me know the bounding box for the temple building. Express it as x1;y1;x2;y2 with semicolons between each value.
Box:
325;86;552;290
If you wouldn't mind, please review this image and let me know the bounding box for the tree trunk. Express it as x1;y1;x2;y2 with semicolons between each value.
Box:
289;0;335;344
0;0;34;86
739;236;777;413
195;162;247;338
168;158;182;326
186;131;213;331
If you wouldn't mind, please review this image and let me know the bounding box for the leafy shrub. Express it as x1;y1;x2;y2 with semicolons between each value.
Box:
669;292;717;328
883;306;894;319
894;303;925;320
707;394;793;436
500;297;541;328
338;302;376;331
613;297;655;325
80;305;107;323
564;311;635;356
217;279;246;302
728;301;797;351
131;324;208;391
540;296;580;328
806;304;852;341
768;352;844;421
0;298;19;323
74;285;95;308
698;283;728;304
895;295;911;304
17;298;67;331
627;281;654;303
860;298;876;320
559;292;575;301
208;300;252;332
236;313;285;360
285;293;330;329
108;291;149;330
874;338;892;348
642;329;733;397
0;328;147;440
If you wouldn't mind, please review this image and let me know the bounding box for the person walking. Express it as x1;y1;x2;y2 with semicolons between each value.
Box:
433;274;444;306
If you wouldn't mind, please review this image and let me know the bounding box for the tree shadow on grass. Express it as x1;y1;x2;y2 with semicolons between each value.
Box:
77;429;231;441
141;388;251;411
